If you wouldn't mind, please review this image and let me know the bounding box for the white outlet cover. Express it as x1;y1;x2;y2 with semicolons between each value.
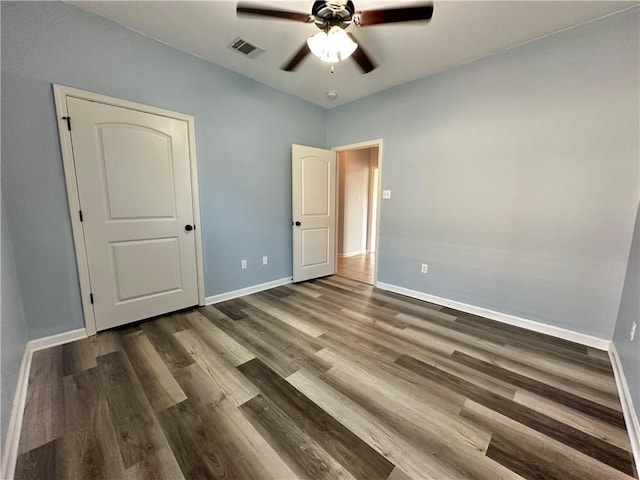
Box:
382;190;391;199
262;256;268;265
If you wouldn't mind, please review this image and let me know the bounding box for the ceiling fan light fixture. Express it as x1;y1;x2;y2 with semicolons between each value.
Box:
306;26;357;63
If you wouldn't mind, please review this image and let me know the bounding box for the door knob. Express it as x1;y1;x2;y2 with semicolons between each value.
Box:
295;221;301;226
185;224;194;231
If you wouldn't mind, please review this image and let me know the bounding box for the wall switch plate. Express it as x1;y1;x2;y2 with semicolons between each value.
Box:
631;321;637;341
262;256;268;265
382;190;391;199
241;259;247;269
421;263;428;274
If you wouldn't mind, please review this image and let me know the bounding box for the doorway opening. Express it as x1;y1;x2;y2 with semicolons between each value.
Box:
334;141;382;285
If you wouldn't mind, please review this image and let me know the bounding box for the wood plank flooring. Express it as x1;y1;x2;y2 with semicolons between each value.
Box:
337;253;374;284
14;276;638;480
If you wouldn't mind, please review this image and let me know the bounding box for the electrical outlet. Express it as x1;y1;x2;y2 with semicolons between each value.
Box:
263;256;268;265
631;321;637;341
241;259;247;269
382;190;391;199
421;263;428;274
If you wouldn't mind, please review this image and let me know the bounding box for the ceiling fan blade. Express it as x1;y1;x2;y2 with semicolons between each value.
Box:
348;34;376;74
282;43;312;71
356;4;433;26
237;3;313;23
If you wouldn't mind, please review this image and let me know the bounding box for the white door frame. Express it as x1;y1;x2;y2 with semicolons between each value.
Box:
53;84;206;336
332;139;383;286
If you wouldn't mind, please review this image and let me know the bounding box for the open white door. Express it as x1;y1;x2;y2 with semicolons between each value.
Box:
292;144;337;282
67;97;199;331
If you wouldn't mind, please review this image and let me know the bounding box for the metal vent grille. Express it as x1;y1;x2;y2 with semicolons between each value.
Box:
228;37;265;59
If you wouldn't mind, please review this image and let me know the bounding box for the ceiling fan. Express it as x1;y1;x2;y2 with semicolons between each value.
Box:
236;1;434;73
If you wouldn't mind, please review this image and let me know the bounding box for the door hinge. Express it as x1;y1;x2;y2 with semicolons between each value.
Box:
90;293;94;304
62;116;71;131
79;210;83;222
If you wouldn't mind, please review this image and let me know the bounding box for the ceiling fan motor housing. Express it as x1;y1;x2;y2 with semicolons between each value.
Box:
312;0;355;29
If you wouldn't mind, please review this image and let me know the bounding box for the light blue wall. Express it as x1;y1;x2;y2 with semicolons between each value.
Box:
1;1;326;338
2;1;638;342
613;201;639;424
1;203;28;452
327;9;639;338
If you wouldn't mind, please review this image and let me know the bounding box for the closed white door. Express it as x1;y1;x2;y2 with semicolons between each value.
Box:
68;97;198;330
292;144;337;282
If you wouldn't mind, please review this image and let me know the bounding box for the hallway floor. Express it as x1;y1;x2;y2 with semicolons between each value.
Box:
337;253;375;285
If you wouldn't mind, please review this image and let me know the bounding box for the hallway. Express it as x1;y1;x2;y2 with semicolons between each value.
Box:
337;253;374;285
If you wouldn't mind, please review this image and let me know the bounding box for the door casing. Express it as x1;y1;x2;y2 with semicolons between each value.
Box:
332;139;383;286
53;84;206;336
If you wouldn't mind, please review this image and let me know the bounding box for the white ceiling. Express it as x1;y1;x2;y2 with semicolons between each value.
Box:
69;1;638;109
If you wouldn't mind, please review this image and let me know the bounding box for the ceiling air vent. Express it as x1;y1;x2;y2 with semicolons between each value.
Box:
228;37;265;59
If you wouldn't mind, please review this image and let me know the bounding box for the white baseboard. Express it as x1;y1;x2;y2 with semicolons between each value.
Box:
376;282;610;350
609;344;640;473
0;328;86;480
27;328;87;353
205;277;292;305
338;250;366;258
1;343;32;480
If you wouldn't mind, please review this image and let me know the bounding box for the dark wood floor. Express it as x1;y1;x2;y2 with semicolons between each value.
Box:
15;276;638;480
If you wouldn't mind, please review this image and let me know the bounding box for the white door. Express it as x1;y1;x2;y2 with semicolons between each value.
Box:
67;97;199;330
292;144;337;282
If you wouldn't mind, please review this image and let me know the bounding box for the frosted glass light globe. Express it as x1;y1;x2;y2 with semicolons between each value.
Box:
307;26;357;63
